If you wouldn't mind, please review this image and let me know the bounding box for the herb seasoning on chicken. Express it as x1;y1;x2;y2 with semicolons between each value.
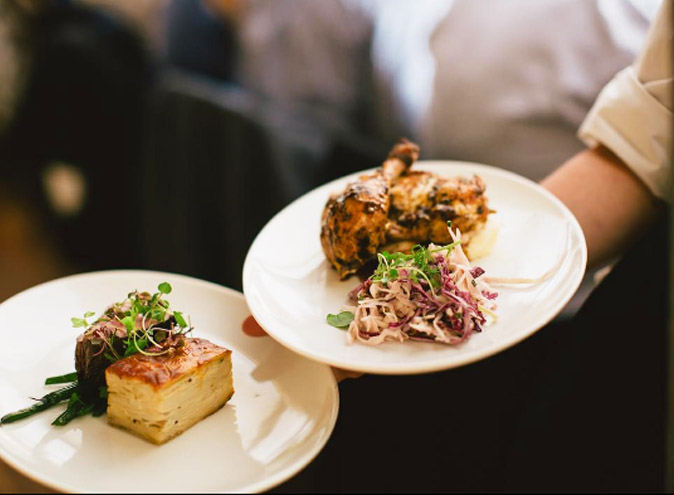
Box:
320;138;495;278
321;139;419;279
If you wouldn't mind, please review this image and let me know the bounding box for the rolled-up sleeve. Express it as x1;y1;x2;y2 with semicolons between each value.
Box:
578;0;673;201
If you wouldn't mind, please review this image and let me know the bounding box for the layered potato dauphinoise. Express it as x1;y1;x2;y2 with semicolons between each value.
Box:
106;337;233;445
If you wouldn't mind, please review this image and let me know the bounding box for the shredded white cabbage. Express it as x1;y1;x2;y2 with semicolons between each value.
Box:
345;228;498;346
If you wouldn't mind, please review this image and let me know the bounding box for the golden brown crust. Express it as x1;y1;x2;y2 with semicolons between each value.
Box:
320;171;390;279
387;172;492;245
320;138;494;277
320;139;418;279
105;338;231;389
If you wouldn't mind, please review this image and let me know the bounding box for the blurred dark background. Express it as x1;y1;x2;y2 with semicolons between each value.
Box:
0;0;389;301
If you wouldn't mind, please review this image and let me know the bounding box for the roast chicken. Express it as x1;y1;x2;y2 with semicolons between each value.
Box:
387;172;490;246
321;138;493;278
320;139;418;278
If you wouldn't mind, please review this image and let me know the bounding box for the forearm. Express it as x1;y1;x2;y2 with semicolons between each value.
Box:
541;145;663;269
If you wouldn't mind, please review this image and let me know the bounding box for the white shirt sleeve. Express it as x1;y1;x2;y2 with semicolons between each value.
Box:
578;0;673;201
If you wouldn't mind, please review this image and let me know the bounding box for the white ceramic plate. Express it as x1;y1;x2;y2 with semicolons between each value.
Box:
243;161;587;374
0;270;339;493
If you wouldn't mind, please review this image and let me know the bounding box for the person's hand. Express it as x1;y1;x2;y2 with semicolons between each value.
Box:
242;316;362;383
331;367;363;382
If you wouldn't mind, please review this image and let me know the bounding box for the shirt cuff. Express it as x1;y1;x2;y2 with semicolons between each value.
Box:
578;66;673;201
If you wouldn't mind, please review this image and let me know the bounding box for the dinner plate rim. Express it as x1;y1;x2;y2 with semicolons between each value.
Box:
242;160;588;375
0;269;340;494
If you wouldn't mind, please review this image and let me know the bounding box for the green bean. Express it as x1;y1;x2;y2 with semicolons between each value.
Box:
51;393;94;426
44;372;78;385
92;399;107;417
0;382;78;425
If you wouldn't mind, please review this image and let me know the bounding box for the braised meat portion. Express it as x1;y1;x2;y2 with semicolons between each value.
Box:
75;314;126;395
320;139;419;279
75;296;179;395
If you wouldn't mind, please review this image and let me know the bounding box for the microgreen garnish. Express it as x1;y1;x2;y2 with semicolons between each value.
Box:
2;283;193;428
174;311;188;328
113;282;191;358
158;282;172;295
327;241;462;330
71;311;95;328
327;219;504;347
69;282;193;364
120;315;134;332
370;240;461;291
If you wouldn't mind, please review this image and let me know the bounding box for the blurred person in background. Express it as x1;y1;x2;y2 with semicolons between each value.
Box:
163;0;661;311
1;0;660;302
166;0;659;181
0;0;661;292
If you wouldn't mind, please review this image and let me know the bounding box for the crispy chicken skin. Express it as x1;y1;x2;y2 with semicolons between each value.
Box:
320;139;419;278
387;172;491;245
321;138;493;277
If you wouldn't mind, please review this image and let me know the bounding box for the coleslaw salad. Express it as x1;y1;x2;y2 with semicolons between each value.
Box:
331;226;499;346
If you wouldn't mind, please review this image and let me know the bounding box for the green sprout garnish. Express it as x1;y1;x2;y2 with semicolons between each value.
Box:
158;282;172;295
70;282;192;363
1;283;192;429
113;282;191;359
370;240;461;295
71;311;96;328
